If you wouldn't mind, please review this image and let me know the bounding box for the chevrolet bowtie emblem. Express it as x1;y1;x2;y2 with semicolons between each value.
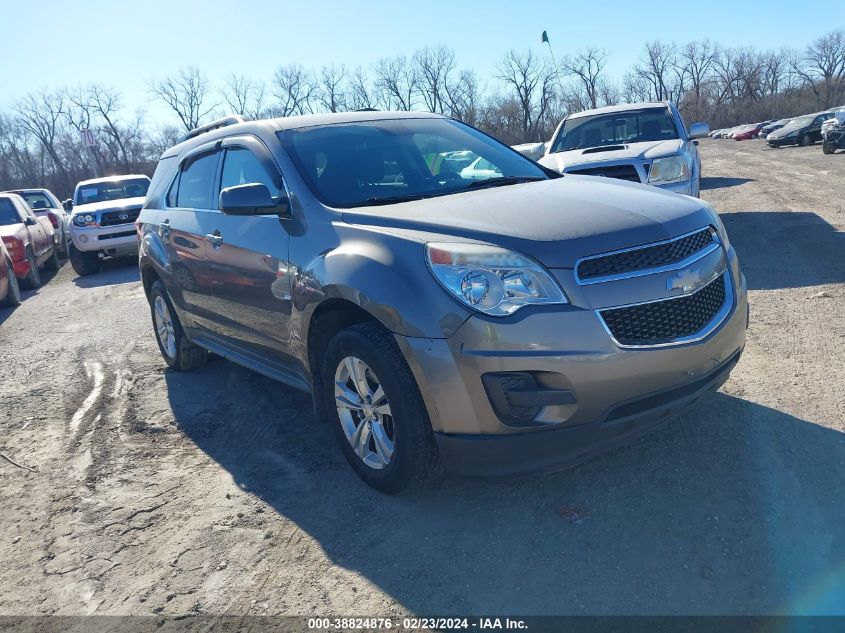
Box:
667;268;702;293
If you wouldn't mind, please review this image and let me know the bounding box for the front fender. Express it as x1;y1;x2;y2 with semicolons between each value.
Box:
299;227;471;339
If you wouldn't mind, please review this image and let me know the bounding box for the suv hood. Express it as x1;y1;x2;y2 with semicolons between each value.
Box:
341;177;713;269
538;139;684;173
71;197;145;215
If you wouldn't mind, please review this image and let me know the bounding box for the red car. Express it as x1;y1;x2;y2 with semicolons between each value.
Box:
0;239;21;307
734;123;764;141
0;193;59;290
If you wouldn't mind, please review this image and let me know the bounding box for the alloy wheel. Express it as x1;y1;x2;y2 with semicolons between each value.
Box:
153;295;177;359
334;356;395;470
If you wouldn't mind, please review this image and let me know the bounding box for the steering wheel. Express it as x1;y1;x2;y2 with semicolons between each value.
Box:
436;171;463;186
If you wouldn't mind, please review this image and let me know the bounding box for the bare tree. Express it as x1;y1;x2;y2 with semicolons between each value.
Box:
272;64;317;116
13;90;71;187
317;65;348;113
563;47;607;109
793;29;845;107
348;66;376;110
678;40;718;116
373;56;418;110
496;49;557;141
633;41;678;101
150;66;218;131
445;69;481;124
414;45;455;113
220;74;266;119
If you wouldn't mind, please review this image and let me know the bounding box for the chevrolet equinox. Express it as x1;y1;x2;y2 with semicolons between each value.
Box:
138;111;748;493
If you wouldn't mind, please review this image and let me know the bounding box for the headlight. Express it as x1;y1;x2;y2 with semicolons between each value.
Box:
648;155;691;185
700;202;731;250
425;242;568;316
73;214;96;227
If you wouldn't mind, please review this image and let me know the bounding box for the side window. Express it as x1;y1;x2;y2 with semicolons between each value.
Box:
175;152;218;209
219;147;281;198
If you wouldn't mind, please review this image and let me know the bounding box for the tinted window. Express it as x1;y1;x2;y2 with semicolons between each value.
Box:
551;108;679;153
219;148;281;198
278;118;547;208
75;178;150;205
176;152;218;209
0;198;22;226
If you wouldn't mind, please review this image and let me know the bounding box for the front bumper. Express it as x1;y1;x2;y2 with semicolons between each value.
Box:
396;251;748;477
70;224;138;253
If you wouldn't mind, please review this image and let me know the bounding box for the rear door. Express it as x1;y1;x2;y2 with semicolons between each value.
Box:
203;135;296;368
160;144;224;333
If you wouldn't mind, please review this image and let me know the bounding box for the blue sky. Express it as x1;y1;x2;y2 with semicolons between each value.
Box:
3;0;843;125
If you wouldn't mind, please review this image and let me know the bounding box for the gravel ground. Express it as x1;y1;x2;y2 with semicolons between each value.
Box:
1;139;843;617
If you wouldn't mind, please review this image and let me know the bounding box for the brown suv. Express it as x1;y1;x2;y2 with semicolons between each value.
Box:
138;112;748;493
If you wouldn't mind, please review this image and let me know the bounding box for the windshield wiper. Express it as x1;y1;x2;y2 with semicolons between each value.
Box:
461;176;544;191
347;193;435;207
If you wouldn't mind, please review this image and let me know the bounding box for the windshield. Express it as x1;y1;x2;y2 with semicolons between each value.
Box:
278;118;549;208
0;198;22;226
783;116;814;128
15;191;57;211
550;108;679;153
75;178;150;205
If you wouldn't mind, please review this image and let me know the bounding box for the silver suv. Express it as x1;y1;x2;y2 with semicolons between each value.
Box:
138;111;747;493
68;174;151;275
539;102;709;197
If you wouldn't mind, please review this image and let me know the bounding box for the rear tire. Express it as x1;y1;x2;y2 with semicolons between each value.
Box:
44;245;60;271
1;262;21;307
21;247;41;290
149;280;209;371
822;142;834;154
322;321;440;494
798;134;811;147
69;245;101;276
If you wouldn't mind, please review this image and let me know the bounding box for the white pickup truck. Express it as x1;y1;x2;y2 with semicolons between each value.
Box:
67;174;150;276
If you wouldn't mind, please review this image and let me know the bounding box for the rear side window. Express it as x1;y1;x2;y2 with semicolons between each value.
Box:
0;198;22;226
219;148;281;198
173;152;218;209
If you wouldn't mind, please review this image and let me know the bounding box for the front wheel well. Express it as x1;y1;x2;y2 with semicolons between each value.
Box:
307;299;382;421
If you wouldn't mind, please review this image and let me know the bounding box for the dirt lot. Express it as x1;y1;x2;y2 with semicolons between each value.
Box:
1;139;843;617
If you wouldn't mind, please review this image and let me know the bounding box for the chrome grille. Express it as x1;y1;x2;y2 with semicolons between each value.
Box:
567;164;641;182
577;228;715;281
599;275;726;346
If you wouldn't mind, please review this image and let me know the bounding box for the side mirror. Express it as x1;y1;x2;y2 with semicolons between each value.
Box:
63;199;73;211
219;183;291;218
25;216;37;226
689;122;710;139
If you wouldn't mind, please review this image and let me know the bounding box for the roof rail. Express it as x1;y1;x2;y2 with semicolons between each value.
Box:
178;114;246;144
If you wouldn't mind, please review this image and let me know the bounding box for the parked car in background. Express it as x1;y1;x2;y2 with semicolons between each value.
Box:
67;174;151;276
760;118;791;138
0;239;21;307
511;142;548;161
137;111;746;493
0;193;59;289
767;112;831;147
734;123;766;140
822;110;845;154
3;188;69;256
539;101;709;197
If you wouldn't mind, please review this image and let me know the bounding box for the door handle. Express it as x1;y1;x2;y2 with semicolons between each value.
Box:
206;232;223;248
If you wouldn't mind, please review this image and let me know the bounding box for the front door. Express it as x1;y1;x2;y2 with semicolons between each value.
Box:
204;137;296;369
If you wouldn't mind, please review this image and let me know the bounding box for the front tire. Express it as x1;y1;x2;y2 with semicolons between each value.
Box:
798;134;811;147
148;280;209;371
69;245;101;276
823;142;835;154
1;262;21;307
322;321;440;493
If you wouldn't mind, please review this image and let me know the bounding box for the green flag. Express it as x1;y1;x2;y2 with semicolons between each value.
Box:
541;30;549;44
